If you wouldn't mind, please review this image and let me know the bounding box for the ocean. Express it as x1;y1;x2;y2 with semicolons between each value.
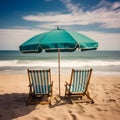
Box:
0;50;120;75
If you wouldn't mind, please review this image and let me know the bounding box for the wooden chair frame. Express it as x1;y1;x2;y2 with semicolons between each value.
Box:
27;69;53;105
65;68;94;103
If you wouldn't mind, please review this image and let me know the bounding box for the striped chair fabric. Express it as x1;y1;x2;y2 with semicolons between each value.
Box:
65;68;94;103
28;69;51;95
70;69;91;93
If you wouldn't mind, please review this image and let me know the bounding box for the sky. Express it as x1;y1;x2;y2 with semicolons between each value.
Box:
0;0;120;50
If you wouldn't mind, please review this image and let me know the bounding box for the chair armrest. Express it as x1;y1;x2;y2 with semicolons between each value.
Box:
65;81;70;86
65;81;69;85
28;83;33;87
28;84;31;87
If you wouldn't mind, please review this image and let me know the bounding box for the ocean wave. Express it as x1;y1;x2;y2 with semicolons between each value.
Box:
0;60;120;67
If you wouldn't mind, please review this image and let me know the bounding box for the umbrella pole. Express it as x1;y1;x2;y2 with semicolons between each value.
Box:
58;49;61;96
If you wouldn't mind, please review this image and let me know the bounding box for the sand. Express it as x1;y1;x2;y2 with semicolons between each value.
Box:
0;73;120;120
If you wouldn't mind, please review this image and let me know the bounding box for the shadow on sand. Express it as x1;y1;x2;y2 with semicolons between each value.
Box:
0;93;37;120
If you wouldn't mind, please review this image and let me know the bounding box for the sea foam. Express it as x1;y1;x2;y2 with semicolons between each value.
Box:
0;60;120;67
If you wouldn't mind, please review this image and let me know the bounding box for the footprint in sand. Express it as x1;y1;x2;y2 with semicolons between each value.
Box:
67;104;85;118
71;113;77;120
116;86;120;89
47;117;54;120
88;114;95;119
68;110;72;113
108;99;116;102
96;107;108;112
68;110;78;120
96;107;102;111
105;92;109;94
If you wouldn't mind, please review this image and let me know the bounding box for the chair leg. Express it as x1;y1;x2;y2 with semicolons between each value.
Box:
65;86;70;98
49;92;53;106
65;92;67;98
48;98;52;105
65;92;70;98
26;94;32;106
85;91;94;104
65;86;67;97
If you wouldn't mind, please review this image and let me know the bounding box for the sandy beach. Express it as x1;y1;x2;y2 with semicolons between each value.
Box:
0;73;120;120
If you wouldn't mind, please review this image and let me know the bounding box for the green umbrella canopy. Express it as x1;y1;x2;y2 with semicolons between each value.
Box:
19;28;98;53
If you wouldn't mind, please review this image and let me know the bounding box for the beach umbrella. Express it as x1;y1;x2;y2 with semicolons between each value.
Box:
19;27;98;96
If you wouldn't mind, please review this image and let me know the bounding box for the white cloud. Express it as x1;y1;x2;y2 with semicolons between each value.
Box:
95;0;120;10
0;29;45;50
112;2;120;9
22;0;120;29
79;31;120;50
23;12;91;26
60;0;81;14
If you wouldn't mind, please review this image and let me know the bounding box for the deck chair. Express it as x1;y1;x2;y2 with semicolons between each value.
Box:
27;69;53;105
65;68;94;104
